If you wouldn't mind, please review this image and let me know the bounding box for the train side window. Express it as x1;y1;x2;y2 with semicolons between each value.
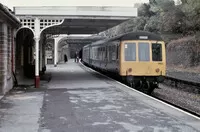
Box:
138;42;150;61
112;45;116;60
101;47;103;60
100;47;102;60
116;46;119;59
104;47;106;59
98;47;100;60
102;47;104;59
105;46;108;59
152;43;162;61
125;43;136;61
109;46;112;62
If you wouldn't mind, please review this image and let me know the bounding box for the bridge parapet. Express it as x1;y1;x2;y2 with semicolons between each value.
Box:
14;6;137;17
15;6;137;34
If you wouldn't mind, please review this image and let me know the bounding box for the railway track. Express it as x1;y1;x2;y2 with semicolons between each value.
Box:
153;76;200;117
152;92;200;117
164;76;200;92
108;72;200;117
81;63;200;118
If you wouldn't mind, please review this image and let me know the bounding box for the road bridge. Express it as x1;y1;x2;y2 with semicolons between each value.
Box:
15;6;137;34
14;6;137;88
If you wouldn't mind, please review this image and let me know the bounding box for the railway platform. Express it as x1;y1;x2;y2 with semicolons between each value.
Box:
0;59;200;132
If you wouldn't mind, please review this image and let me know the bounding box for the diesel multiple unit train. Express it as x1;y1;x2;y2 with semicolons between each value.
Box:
82;31;166;94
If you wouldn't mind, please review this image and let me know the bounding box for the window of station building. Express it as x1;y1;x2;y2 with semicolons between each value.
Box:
152;43;162;61
138;42;150;61
124;43;136;61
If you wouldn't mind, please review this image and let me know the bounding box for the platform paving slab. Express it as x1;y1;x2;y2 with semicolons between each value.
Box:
0;91;44;132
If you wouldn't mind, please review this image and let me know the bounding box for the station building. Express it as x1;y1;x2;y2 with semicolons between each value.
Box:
0;3;21;95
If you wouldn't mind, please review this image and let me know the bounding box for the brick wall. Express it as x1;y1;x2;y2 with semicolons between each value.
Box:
0;22;15;95
12;29;16;73
0;23;8;94
6;26;13;94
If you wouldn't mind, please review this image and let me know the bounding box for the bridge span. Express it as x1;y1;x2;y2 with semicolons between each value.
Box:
14;6;137;87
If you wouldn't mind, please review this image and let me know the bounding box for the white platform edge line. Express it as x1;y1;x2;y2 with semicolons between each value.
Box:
0;96;3;100
80;62;200;120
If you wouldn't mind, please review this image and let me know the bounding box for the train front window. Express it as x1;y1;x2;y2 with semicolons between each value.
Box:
152;43;162;61
124;43;136;61
138;42;150;61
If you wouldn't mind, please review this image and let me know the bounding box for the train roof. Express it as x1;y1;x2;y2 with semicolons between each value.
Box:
91;31;163;46
116;31;163;41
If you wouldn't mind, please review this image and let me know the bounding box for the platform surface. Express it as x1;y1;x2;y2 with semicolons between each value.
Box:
43;60;200;132
0;60;199;132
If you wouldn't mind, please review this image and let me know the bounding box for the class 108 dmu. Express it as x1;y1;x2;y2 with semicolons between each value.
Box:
81;31;166;94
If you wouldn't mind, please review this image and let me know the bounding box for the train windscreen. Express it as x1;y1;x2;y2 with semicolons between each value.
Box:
152;43;162;61
138;42;150;61
124;43;136;61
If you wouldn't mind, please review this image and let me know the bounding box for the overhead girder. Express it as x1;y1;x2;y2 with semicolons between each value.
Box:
41;18;126;35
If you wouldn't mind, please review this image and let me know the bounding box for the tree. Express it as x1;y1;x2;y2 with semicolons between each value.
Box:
138;3;154;17
149;0;175;13
161;8;185;33
175;0;182;5
181;0;200;33
144;15;161;33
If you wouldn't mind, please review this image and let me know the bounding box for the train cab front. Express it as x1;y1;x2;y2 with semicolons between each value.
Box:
119;40;166;94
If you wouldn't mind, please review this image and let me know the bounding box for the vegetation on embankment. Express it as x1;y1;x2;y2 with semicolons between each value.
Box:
100;0;200;72
141;0;200;71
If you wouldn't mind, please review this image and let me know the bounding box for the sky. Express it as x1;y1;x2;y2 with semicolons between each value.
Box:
0;0;149;10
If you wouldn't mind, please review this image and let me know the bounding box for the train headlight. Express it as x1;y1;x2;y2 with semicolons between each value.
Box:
155;68;160;73
128;68;132;73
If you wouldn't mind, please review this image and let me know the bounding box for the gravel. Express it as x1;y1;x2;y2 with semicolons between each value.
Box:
167;68;200;84
153;84;200;116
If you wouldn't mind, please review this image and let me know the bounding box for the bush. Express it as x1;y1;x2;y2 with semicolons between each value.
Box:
167;35;200;68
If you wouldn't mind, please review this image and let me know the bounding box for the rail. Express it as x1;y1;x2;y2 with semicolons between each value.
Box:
165;76;200;89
